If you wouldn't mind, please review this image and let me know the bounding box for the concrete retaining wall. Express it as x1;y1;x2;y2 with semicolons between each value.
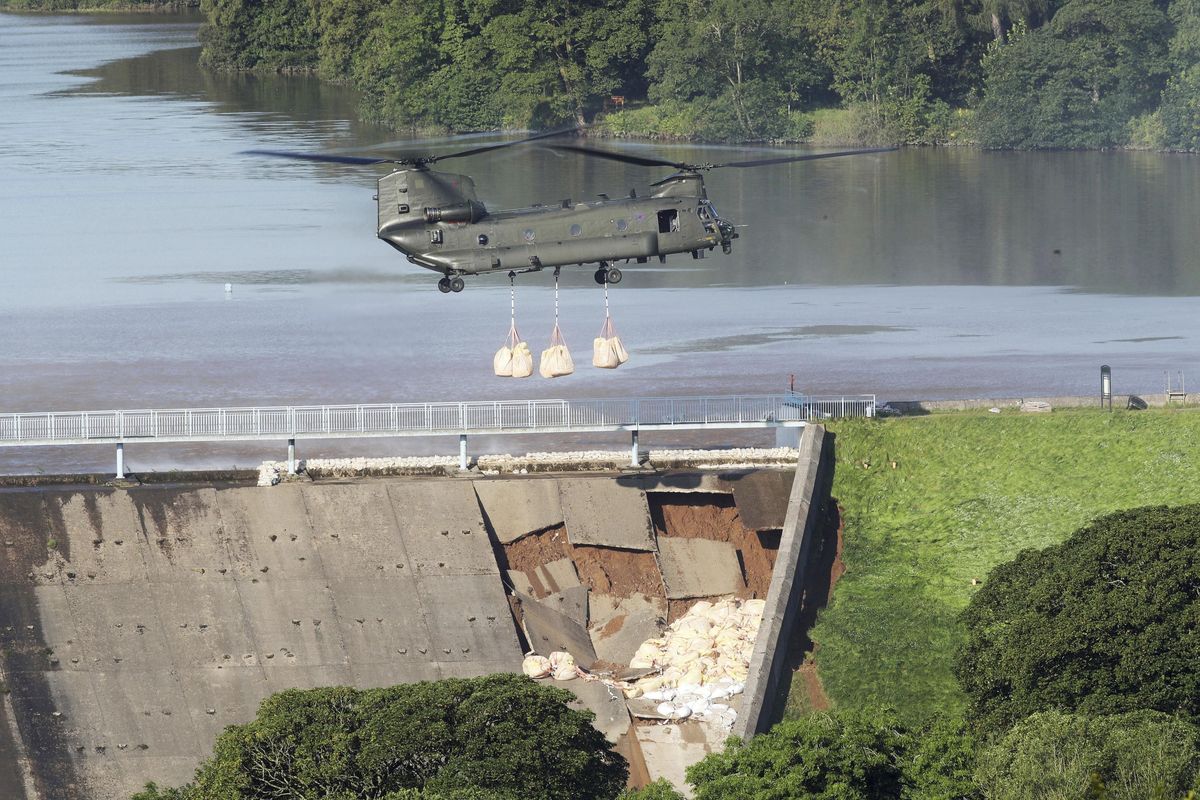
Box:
732;425;831;739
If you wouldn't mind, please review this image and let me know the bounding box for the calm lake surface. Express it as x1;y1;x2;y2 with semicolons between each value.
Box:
2;12;1199;471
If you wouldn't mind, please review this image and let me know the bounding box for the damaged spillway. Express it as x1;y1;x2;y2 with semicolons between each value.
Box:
0;437;830;799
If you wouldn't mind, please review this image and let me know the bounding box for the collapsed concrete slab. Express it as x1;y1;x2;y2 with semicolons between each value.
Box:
588;593;666;666
559;479;656;551
516;592;598;669
473;478;564;543
728;469;793;531
657;538;745;599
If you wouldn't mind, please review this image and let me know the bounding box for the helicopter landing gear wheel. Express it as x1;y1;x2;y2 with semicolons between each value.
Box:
449;276;465;293
607;267;622;284
437;277;452;293
594;268;607;285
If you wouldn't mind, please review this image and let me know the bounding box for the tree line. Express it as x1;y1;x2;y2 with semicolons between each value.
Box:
192;0;1200;149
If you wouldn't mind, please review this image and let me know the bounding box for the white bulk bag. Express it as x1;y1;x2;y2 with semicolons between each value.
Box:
495;322;531;378
494;346;514;377
522;654;552;679
511;342;534;378
593;337;620;369
593;316;628;369
539;323;574;378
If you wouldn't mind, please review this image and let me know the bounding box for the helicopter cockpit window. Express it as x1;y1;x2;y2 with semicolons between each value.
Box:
657;209;679;233
569;224;582;237
615;218;628;231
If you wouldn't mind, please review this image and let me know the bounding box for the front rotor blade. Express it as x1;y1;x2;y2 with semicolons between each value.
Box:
432;126;580;163
545;144;688;169
241;149;390;166
712;146;897;169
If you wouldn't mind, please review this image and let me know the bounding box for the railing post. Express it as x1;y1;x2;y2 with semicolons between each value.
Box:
459;434;468;471
287;439;296;474
630;429;640;467
115;442;125;480
83;412;89;440
841;397;846;418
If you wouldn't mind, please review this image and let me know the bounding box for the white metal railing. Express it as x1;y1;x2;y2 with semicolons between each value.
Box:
0;394;873;446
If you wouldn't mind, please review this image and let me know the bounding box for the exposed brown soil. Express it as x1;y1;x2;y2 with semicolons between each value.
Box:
797;662;832;712
498;525;664;599
782;499;845;714
572;545;663;598
648;492;776;599
599;614;626;637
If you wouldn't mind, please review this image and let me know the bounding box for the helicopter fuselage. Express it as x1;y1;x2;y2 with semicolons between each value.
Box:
375;168;738;279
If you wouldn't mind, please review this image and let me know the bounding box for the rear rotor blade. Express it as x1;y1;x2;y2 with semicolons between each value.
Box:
711;146;897;168
240;149;390;166
431;126;580;163
546;144;689;169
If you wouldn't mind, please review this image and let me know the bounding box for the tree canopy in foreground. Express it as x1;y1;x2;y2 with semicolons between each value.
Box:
975;710;1200;800
956;504;1200;733
132;674;627;800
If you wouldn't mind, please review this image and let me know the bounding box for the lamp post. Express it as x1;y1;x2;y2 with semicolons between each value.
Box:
1101;365;1112;410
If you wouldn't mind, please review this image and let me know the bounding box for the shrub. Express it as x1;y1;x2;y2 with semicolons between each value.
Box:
956;504;1200;733
975;710;1200;800
134;675;626;800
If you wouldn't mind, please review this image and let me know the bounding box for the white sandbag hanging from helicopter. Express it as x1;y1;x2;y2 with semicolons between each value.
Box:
495;275;533;378
592;278;629;369
539;271;575;378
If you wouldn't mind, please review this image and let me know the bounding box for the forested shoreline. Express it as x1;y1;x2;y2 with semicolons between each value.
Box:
197;0;1200;150
4;0;1198;149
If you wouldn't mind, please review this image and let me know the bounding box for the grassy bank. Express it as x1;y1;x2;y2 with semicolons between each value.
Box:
792;407;1200;724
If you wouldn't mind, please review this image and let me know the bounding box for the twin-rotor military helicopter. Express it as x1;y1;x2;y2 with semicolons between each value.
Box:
247;130;894;293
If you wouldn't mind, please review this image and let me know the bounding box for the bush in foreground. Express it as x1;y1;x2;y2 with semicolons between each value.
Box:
956;504;1200;733
976;710;1200;800
133;674;626;800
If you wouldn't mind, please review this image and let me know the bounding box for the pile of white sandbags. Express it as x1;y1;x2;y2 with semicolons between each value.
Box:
494;323;534;378
521;650;578;681
539;323;574;378
643;679;742;727
629;597;765;692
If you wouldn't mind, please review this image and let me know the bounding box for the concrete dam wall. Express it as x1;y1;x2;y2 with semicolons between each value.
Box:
0;481;523;800
0;446;829;800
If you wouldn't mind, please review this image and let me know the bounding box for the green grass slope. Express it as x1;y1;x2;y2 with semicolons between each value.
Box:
799;408;1200;724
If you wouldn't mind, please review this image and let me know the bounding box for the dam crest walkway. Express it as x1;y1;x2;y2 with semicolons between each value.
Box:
0;393;874;474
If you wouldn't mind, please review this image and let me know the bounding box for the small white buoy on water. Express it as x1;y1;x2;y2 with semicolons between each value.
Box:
224;282;233;294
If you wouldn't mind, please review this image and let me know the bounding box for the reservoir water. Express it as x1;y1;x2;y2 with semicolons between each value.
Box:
2;12;1199;471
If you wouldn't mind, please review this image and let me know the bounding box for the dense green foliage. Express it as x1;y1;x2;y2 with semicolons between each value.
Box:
131;674;626;800
191;0;1200;148
799;408;1200;726
681;710;980;800
975;711;1200;800
956;504;1200;732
